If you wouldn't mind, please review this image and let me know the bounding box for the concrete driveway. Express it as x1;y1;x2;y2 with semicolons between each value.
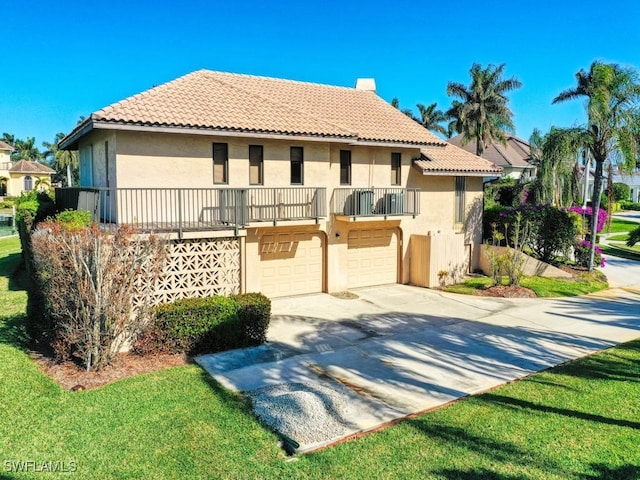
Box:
197;271;640;453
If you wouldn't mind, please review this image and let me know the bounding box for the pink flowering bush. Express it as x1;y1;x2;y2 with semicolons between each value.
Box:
574;240;606;268
567;206;608;233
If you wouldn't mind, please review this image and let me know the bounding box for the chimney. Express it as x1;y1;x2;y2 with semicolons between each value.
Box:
355;78;376;93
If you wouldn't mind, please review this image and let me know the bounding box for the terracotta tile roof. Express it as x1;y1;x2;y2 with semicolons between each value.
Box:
414;143;503;176
62;70;446;148
9;160;56;174
0;141;14;151
448;134;533;169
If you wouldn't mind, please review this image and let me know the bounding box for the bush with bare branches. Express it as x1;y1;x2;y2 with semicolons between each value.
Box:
30;222;166;371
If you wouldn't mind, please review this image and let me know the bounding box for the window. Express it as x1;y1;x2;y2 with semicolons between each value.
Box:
391;152;401;185
340;150;351;185
290;147;303;184
213;143;228;184
455;176;466;224
249;145;263;185
23;176;33;191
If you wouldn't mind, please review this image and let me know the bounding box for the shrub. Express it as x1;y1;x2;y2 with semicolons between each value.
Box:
499;205;576;264
574;241;605;268
612;183;631;201
55;209;93;230
233;292;271;345
566;205;607;233
153;296;240;355
135;293;272;356
30;223;166;371
620;200;640;211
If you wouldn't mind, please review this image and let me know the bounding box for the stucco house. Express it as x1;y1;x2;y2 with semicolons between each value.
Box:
0;141;55;197
448;133;534;181
58;70;501;300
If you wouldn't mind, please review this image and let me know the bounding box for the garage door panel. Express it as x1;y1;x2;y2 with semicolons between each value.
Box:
259;231;323;297
347;228;397;289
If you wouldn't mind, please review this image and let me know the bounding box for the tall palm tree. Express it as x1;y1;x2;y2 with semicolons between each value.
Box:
12;137;43;161
529;127;584;207
553;61;640;269
446;63;522;156
43;132;78;186
415;103;448;136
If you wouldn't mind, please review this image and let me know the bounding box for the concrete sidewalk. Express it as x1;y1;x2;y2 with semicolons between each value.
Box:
197;272;640;452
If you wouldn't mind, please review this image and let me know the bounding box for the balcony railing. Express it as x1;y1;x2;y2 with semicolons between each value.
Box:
331;188;420;218
55;187;326;237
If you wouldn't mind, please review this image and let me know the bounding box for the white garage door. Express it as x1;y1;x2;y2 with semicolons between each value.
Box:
347;228;398;288
259;231;323;297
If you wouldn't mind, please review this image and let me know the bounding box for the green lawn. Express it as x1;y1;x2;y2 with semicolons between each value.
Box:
2;236;640;479
603;217;639;234
444;272;608;297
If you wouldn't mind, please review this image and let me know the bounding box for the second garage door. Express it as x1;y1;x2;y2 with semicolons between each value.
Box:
347;228;398;288
259;231;323;297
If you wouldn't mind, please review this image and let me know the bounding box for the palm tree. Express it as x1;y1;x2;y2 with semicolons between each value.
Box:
553;61;640;269
12;137;43;161
390;97;415;119
43;133;78;186
415;103;448;136
529;128;584;207
446;63;522;156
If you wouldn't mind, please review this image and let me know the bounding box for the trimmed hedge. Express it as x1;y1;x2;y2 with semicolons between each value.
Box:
133;293;271;356
621;200;640;211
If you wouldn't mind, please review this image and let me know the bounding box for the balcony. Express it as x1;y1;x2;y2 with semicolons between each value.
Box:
331;188;420;220
55;187;327;238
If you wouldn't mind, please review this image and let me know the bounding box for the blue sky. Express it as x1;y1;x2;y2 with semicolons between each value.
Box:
3;0;640;149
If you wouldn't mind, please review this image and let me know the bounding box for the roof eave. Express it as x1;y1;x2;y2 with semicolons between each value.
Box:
416;169;503;177
59;118;95;150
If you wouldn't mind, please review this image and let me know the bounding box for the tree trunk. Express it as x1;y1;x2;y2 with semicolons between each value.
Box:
66;163;72;187
588;159;604;271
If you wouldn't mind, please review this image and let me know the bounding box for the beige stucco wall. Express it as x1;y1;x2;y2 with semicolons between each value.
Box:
77;128;486;293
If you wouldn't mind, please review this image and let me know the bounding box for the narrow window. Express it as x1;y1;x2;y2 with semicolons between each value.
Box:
249;145;263;185
391;152;401;185
290;147;303;185
213;143;228;184
455;176;466;224
340;150;351;185
23;175;33;191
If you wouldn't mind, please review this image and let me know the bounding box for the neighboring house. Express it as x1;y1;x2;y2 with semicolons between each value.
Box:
0;145;55;197
58;70;501;300
448;133;535;181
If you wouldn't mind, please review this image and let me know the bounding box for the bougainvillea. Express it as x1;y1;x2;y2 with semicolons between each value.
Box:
567;206;608;233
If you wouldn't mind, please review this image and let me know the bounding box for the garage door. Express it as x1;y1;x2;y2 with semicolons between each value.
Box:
259;231;323;297
347;228;398;288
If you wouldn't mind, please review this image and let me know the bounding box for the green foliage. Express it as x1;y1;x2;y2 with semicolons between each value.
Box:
0;197;16;209
620;200;640;210
55;209;93;230
233;292;271;345
500;205;577;263
484;178;524;209
143;293;271;356
482;206;508;242
612;182;631;201
627;225;640;247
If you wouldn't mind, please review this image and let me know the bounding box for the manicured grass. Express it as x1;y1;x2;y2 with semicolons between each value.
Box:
606;233;630;242
2;236;640;479
444;272;608;297
604;218;639;234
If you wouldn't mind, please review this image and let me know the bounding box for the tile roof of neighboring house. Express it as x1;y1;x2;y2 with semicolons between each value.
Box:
9;160;56;174
0;141;14;151
448;134;533;169
415;143;503;176
60;70;447;149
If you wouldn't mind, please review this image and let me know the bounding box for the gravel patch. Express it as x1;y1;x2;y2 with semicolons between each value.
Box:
249;381;357;446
